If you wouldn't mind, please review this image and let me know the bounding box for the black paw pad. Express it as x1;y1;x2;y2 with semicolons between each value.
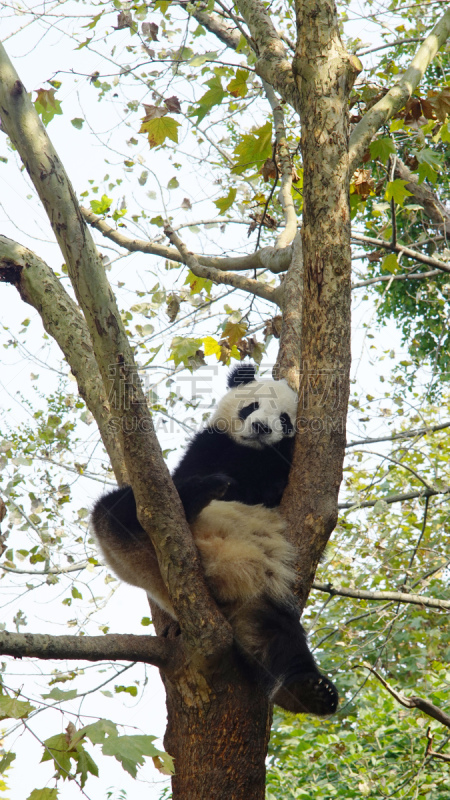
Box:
273;673;338;716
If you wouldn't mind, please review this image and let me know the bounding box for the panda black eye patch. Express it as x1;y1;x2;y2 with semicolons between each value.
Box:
238;401;260;421
280;412;294;434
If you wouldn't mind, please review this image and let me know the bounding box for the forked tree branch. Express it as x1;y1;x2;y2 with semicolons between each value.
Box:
164;225;282;305
0;42;231;658
359;663;450;728
81;207;292;274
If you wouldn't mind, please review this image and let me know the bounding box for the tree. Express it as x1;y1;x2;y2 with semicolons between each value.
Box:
0;0;450;798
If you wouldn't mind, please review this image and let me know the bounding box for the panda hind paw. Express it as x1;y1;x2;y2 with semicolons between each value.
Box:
273;673;338;717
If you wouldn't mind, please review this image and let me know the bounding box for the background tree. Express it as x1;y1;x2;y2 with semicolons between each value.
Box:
0;0;449;798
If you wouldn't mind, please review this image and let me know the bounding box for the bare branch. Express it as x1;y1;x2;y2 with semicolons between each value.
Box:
359;664;450;728
352;268;443;289
164;225;281;305
351;233;450;273
0;236;128;485
339;486;450;510
262;80;297;248
0;630;178;669
81;207;292;274
426;728;450;761
346;420;450;448
312;582;450;611
349;8;450;171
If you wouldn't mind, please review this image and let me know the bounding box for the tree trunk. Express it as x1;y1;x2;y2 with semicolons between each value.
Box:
163;665;271;799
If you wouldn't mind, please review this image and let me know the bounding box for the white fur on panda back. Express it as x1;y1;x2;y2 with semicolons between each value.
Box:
192;501;295;605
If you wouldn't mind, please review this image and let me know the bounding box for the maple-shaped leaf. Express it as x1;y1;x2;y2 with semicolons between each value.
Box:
223;320;248;347
192;76;225;123
232;122;273;175
140;117;180;148
34;88;62;126
385;179;413;207
227;69;248;98
369;137;396;164
164;95;181;113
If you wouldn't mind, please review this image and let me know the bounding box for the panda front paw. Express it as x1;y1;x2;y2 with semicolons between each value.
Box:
176;474;237;523
273;673;338;717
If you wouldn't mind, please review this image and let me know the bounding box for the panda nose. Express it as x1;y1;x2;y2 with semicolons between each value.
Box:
252;421;272;435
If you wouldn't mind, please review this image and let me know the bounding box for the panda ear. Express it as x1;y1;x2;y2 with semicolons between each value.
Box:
227;363;256;388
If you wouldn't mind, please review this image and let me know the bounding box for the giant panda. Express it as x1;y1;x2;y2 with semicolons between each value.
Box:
92;363;338;716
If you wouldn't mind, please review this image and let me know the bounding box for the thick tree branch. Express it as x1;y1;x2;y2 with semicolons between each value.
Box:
177;1;241;49
81;207;292;274
360;664;450;728
164;225;281;305
0;42;231;659
281;0;359;609
262;80;297;248
0;631;178;669
273;231;303;390
351;232;450;273
312;582;450;611
235;0;300;110
0;236;128;485
349;9;450;172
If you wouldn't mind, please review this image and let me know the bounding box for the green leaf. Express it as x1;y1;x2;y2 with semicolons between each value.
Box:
214;187;237;215
140;117;180;148
385;179;413;206
417;162;438;184
81;719;118;745
102;734;171;778
369;137;396;163
381;253;399;273
189;51;218;67
71;118;84;129
167;176;179;189
41;688;78;701
34;88;63;126
0;696;35;720
227;69;248;98
192;75;225;123
184;269;212;295
232;122;273;175
440;121;450;143
27;790;58;800
90;195;113;215
169;336;203;367
0;752;16;774
115;684;138;697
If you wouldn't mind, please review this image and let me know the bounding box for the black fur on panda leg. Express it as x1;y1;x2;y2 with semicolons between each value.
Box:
253;599;339;716
175;474;237;523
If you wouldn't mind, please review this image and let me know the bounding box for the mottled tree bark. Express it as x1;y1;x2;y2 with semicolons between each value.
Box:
281;0;359;608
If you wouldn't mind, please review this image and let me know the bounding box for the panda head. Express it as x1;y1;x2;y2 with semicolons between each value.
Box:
209;364;298;449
